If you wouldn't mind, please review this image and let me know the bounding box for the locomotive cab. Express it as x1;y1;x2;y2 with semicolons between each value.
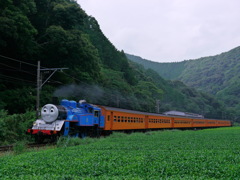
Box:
78;100;104;126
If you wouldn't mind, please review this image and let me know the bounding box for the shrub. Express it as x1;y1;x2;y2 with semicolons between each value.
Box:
0;110;35;145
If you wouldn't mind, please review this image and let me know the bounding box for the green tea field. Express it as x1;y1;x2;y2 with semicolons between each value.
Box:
1;127;240;179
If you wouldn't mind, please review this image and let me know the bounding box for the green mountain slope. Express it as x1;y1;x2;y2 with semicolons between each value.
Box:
178;47;240;95
126;54;187;80
127;47;240;119
130;62;226;119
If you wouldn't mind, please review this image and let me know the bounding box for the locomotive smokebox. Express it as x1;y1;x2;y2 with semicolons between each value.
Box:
41;104;67;123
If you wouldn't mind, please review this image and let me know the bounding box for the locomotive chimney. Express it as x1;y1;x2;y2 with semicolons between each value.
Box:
52;97;59;105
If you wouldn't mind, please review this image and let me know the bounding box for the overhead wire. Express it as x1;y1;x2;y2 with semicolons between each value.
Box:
0;54;38;85
0;54;38;67
61;71;82;83
0;54;47;68
0;54;49;86
0;54;86;86
0;62;37;76
0;74;36;85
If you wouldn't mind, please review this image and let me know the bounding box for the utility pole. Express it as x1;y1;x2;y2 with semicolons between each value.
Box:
36;61;41;118
116;95;120;107
36;61;68;118
156;100;160;113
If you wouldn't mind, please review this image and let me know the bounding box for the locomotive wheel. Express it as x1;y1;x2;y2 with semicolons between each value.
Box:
34;133;45;144
90;126;102;137
68;123;79;137
50;134;60;142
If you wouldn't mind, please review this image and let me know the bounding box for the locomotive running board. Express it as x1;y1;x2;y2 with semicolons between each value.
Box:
32;120;65;131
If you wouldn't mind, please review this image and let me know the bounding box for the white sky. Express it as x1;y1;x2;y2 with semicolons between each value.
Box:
77;0;240;62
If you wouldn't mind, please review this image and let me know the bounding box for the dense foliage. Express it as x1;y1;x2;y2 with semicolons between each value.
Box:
1;127;240;179
127;47;240;121
0;110;35;145
0;0;233;144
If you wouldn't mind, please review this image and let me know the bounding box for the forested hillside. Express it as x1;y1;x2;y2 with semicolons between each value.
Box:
0;0;233;144
127;47;240;120
126;54;187;80
0;0;135;113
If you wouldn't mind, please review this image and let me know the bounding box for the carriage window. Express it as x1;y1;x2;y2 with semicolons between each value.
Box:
94;111;99;117
88;108;93;113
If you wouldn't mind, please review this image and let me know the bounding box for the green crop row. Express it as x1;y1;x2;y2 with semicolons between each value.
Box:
1;127;240;179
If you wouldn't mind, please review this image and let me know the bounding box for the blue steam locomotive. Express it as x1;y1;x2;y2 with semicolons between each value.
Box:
28;99;104;142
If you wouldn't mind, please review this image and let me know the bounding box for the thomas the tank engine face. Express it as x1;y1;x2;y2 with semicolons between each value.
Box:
41;104;59;123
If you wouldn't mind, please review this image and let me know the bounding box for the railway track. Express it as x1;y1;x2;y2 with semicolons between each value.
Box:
0;143;53;152
0;145;13;152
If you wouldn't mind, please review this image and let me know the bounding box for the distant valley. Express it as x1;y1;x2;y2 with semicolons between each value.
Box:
127;46;240;120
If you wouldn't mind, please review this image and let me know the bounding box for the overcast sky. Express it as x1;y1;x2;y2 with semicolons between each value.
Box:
77;0;240;62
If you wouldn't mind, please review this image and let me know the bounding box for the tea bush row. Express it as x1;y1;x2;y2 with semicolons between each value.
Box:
1;127;240;179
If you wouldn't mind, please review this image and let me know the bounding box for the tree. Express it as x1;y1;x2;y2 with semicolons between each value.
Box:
0;0;38;59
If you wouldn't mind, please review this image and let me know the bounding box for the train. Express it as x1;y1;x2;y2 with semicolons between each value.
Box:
27;99;232;142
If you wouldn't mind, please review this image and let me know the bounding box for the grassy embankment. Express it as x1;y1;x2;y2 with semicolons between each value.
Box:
1;127;240;179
